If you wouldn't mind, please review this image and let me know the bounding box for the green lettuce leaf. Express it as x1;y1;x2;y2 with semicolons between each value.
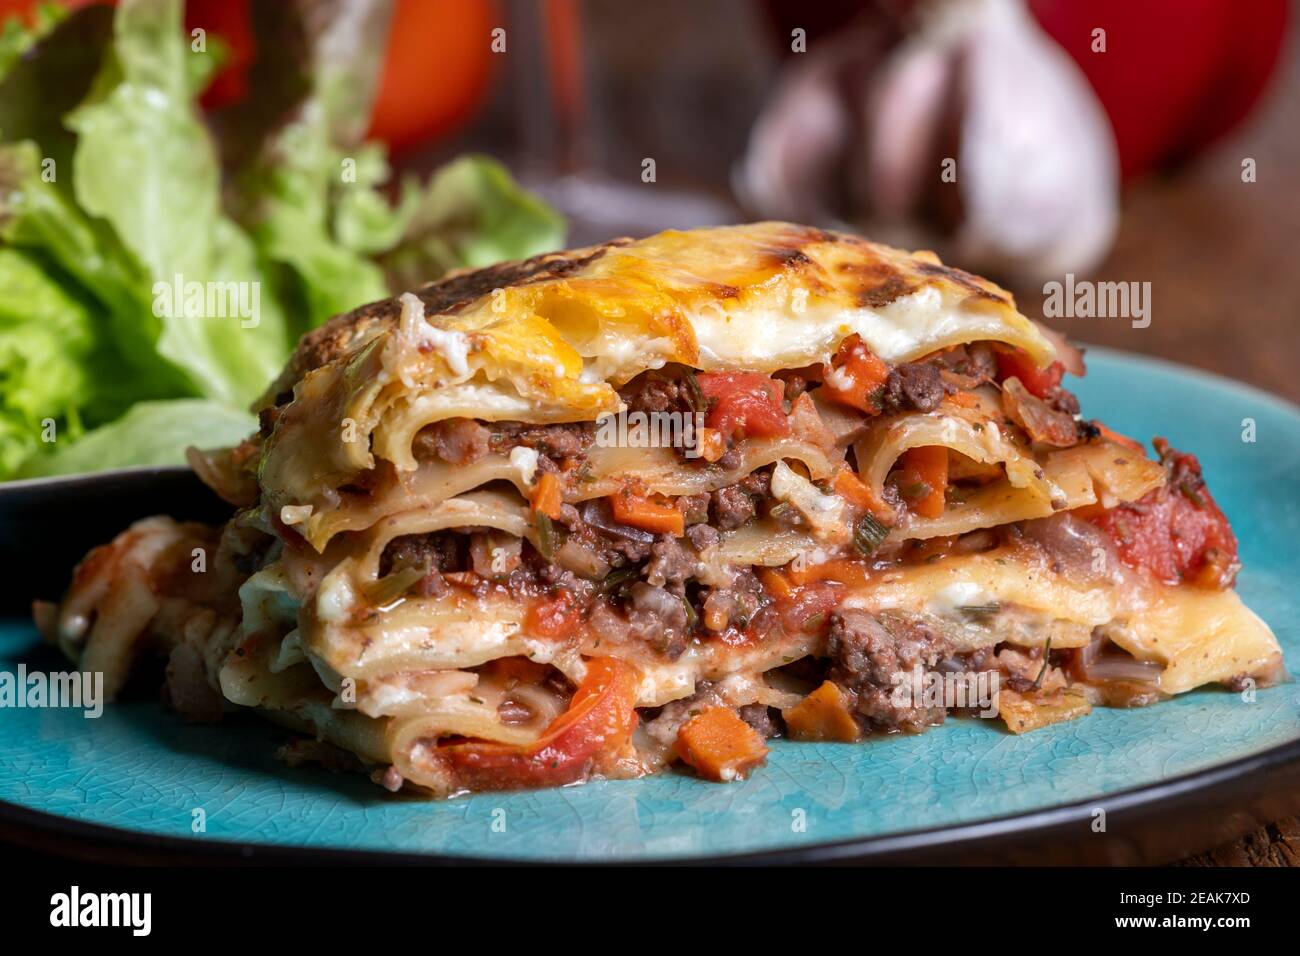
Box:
224;0;394;332
65;0;292;406
378;155;565;293
0;2;68;81
16;398;256;478
0;246;94;474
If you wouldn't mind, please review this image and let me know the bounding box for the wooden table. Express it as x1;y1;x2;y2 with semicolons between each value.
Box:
1010;35;1300;864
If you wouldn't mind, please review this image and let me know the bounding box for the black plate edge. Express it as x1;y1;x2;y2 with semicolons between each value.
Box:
4;733;1299;866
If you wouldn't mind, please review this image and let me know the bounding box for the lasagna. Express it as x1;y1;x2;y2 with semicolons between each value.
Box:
36;222;1284;796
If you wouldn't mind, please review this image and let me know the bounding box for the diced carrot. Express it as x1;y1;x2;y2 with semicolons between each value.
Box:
822;334;890;413
943;390;979;408
898;446;948;519
786;558;871;589
757;566;794;601
782;681;862;742
675;706;770;782
832;467;894;521
1094;421;1145;453
609;488;684;536
529;472;564;519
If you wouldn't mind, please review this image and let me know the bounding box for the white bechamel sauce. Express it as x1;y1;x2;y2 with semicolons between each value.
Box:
398;292;470;377
509;446;540;485
929;581;998;617
279;504;314;526
770;461;845;541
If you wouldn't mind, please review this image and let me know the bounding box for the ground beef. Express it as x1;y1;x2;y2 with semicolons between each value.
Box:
490;421;593;460
686;523;720;551
412;418;491;465
557;503;655;567
679;493;711;526
826;609;952;733
644;537;699;589
710;484;755;530
738;703;778;738
699;567;769;632
621;368;694;415
932;343;998;385
709;470;771;530
881;362;949;415
590;586;691;659
379;531;464;576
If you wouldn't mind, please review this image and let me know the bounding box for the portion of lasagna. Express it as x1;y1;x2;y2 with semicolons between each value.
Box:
38;223;1283;796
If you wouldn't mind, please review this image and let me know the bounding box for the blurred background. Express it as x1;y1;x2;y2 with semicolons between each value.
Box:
1;0;1295;485
384;0;1299;401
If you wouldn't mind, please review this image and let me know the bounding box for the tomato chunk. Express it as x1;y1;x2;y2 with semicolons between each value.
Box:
697;371;789;439
822;334;890;413
1092;439;1239;588
994;346;1065;399
525;588;583;639
438;657;640;790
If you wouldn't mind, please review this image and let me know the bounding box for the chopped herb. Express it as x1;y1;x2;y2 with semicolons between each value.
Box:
366;563;428;609
959;603;1002;618
900;480;930;499
682;367;706;413
681;595;699;629
803;611;827;632
469;696;485;705
534;511;561;560
598;564;640;599
853;513;890;556
1033;636;1053;689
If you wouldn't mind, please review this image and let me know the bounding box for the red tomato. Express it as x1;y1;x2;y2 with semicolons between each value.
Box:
698;371;789;440
186;0;253;110
994;346;1064;399
1029;0;1288;179
437;657;640;790
1093;440;1239;588
365;0;498;152
525;589;583;639
777;582;840;635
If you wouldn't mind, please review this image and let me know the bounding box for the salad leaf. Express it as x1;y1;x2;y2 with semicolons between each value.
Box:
224;0;394;331
0;246;94;474
16;398;256;478
0;0;564;481
0;1;68;80
65;0;293;406
379;155;566;293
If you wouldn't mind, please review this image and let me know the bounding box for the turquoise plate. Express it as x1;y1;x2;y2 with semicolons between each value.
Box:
2;348;1298;864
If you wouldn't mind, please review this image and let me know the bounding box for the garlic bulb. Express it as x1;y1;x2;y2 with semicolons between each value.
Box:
740;0;1119;284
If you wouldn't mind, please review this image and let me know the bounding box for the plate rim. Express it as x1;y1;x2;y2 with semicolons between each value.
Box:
4;732;1299;865
4;347;1298;864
